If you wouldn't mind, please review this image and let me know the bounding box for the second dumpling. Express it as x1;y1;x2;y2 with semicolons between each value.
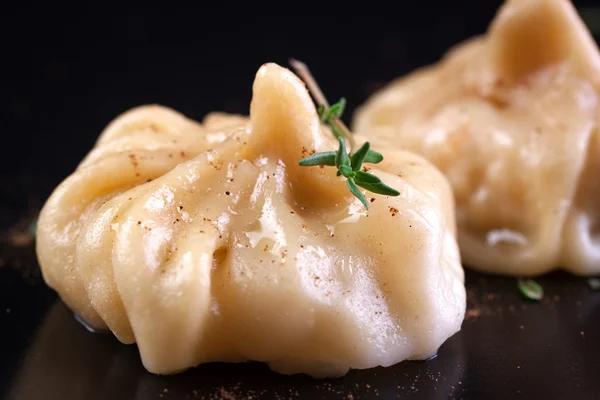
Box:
353;0;600;277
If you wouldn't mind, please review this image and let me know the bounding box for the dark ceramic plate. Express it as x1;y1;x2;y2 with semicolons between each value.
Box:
2;5;600;399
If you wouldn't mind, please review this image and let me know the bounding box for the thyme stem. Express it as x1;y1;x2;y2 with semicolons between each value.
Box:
289;58;356;150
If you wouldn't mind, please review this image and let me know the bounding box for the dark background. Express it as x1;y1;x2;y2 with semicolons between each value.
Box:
2;3;600;399
2;4;510;184
2;2;600;188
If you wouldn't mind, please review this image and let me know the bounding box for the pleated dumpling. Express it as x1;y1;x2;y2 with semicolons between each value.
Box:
36;63;465;378
354;0;600;276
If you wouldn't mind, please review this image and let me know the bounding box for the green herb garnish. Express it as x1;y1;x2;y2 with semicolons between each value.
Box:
28;218;38;237
290;59;400;210
517;278;544;301
588;277;600;290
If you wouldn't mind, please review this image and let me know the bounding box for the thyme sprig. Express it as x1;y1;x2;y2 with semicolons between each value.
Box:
289;59;400;210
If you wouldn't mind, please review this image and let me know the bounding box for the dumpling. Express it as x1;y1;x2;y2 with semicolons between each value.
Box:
35;63;465;378
353;0;600;276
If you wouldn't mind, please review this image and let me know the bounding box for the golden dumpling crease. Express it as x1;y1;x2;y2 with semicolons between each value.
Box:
36;63;465;378
354;0;600;276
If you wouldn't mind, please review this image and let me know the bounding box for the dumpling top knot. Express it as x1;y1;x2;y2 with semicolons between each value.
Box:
484;0;600;86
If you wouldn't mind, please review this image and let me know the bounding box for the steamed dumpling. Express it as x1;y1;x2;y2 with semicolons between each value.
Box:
354;0;600;276
36;63;465;378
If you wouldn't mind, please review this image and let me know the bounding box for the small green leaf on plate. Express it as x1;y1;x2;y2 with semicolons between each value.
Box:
28;218;38;237
588;277;600;290
517;278;543;301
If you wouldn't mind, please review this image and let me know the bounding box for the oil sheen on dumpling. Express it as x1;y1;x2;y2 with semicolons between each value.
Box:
35;63;465;378
353;0;600;276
